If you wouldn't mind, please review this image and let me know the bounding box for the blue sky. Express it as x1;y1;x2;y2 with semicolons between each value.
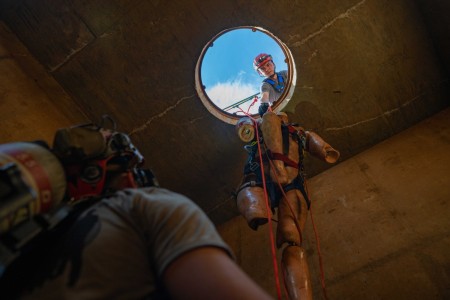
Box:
201;28;288;115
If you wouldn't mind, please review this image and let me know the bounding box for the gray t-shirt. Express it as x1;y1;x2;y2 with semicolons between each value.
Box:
20;188;232;299
260;70;288;104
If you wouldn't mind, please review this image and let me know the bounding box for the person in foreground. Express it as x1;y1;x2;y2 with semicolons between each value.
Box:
20;188;274;300
0;118;273;300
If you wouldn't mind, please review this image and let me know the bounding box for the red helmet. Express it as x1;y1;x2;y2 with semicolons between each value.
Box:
253;53;273;74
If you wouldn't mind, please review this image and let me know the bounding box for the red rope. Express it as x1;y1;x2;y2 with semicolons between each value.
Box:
266;124;329;300
269;139;329;300
237;105;328;299
271;158;329;300
267;157;303;300
237;107;282;300
254;120;283;300
267;159;303;245
246;96;258;114
305;182;329;300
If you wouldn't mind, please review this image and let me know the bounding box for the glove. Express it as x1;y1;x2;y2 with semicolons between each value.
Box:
258;103;270;117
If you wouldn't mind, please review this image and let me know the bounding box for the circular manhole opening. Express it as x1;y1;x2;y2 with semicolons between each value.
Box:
195;26;297;125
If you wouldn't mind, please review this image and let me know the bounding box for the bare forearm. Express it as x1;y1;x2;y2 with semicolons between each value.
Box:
163;247;274;300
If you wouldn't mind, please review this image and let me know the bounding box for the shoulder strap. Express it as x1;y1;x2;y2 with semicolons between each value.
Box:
0;197;101;297
263;78;275;85
263;72;285;93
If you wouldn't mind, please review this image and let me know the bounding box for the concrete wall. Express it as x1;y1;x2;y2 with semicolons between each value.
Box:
0;22;86;145
1;0;448;224
1;1;449;298
218;108;450;299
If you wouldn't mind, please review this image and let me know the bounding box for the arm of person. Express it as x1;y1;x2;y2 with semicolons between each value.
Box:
258;91;271;116
260;91;270;103
163;246;274;300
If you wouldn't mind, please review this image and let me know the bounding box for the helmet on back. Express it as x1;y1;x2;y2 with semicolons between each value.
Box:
253;53;273;75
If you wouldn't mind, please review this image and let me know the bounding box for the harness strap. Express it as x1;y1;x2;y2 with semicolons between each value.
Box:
287;124;301;134
283;176;311;209
263;73;285;93
281;124;289;155
236;180;263;195
269;152;299;169
268;124;305;169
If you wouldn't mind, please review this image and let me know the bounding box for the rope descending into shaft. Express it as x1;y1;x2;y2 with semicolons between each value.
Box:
236;107;328;299
237;107;282;300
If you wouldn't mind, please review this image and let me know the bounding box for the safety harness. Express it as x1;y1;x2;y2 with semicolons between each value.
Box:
263;73;285;93
240;123;311;208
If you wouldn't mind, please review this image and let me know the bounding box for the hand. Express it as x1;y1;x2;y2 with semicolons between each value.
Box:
258;103;270;117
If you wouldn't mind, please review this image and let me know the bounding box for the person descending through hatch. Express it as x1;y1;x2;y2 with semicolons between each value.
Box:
254;53;287;117
235;111;340;300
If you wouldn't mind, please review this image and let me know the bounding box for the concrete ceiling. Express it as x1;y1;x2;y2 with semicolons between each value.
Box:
1;0;448;225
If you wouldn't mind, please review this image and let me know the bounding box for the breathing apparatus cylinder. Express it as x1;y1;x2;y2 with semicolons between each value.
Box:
0;142;66;234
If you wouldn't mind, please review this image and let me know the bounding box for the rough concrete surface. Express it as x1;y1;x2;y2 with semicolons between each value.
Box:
0;0;448;224
0;0;449;298
219;108;450;299
0;23;86;144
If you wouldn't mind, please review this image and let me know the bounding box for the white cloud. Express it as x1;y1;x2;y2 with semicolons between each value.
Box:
206;73;260;114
